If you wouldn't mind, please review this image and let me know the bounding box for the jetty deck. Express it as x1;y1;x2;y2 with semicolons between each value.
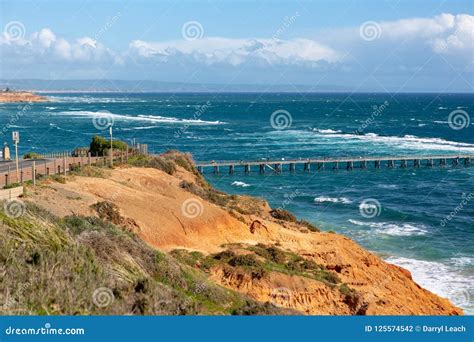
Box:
196;154;474;174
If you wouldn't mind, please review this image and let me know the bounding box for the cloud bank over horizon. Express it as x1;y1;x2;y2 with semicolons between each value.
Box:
1;13;473;91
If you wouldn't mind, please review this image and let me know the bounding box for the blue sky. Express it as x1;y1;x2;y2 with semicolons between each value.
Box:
1;0;473;91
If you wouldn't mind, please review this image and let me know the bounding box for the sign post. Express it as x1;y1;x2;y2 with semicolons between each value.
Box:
12;131;19;182
109;126;113;167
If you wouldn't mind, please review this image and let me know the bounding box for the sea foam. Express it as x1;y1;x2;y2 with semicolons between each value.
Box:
56;110;224;125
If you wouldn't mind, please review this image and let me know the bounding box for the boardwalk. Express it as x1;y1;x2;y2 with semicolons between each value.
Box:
196;154;474;174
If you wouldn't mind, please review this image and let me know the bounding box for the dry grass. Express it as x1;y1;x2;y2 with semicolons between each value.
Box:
0;203;290;315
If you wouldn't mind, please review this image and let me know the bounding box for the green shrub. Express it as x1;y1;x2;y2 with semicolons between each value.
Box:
228;254;260;267
23;151;41;159
3;182;21;189
89;135;128;156
213;250;236;261
270;208;297;222
299;219;320;232
147;157;176;175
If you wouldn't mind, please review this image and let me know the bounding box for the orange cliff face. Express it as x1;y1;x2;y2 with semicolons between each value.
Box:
0;91;47;103
26;155;463;316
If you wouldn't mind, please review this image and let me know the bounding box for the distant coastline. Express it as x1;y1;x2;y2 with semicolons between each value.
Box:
0;90;47;103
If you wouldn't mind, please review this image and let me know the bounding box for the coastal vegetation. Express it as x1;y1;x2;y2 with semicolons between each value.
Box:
89;135;128;156
0;202;291;315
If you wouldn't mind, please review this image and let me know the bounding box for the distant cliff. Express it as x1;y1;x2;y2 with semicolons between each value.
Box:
0;91;47;103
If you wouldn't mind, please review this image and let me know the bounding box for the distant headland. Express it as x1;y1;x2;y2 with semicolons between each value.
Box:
0;88;47;103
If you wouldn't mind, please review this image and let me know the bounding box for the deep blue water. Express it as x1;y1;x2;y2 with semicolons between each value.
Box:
1;92;473;313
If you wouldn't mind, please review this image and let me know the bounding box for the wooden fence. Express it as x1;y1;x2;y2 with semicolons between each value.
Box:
0;150;139;188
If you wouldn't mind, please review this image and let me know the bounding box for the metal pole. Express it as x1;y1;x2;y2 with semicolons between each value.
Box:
14;141;19;181
109;126;113;167
32;161;36;186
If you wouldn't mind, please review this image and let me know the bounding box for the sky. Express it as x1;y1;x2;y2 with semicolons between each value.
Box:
0;0;473;92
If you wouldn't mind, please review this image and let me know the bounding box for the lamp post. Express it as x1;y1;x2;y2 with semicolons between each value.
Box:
12;131;19;181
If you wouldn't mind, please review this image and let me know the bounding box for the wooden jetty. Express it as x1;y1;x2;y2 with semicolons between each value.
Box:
195;154;474;174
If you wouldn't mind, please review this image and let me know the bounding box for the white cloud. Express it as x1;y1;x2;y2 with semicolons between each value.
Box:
1;28;117;64
378;13;473;56
128;37;342;66
0;13;471;90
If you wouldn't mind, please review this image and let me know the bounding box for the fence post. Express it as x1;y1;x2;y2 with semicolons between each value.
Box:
5;174;8;187
63;156;67;176
88;152;91;166
32;161;36;186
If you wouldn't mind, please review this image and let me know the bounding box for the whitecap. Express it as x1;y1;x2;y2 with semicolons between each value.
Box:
310;130;474;153
376;184;398;189
348;219;427;236
312;128;342;134
231;181;251;187
314;196;352;204
55;110;225;125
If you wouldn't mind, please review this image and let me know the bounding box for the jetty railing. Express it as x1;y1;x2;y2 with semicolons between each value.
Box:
195;154;474;174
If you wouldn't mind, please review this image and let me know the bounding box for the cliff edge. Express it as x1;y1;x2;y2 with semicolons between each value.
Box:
10;152;462;315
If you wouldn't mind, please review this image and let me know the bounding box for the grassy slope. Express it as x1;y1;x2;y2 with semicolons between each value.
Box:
0;203;292;315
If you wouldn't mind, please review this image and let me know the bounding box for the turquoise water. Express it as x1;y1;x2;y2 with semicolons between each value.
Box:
1;92;473;313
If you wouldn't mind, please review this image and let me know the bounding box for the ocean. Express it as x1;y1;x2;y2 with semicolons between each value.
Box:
1;92;473;313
